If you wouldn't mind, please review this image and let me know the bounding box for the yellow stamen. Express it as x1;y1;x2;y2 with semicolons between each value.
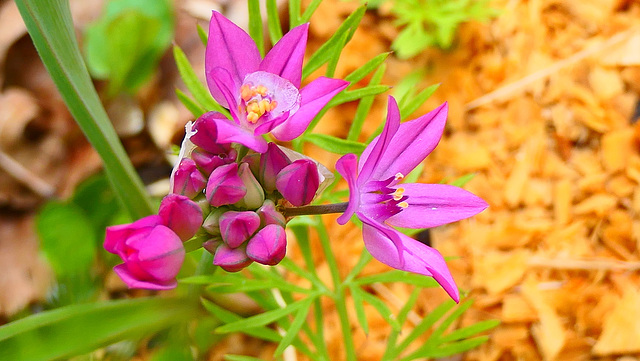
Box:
255;85;268;96
247;112;260;123
398;201;409;209
240;85;254;101
269;101;278;111
246;101;260;114
258;99;271;114
394;172;404;181
392;187;405;201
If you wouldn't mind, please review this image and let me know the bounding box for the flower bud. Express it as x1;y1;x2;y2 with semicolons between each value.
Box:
202;238;223;254
192;147;236;175
276;159;319;206
259;143;291;192
233;163;265;210
213;244;252;272
191;113;232;154
202;207;227;235
104;215;184;290
241;152;261;176
219;211;261;248
246;224;287;265
206;163;246;207
159;194;204;241
171;158;206;198
256;199;286;227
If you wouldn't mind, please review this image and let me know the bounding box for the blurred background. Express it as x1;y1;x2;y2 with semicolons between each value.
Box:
1;0;640;359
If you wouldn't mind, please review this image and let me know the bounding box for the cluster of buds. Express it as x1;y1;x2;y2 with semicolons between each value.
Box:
170;118;331;272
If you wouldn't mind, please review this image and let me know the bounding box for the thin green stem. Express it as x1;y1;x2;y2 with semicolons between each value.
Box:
188;251;214;297
315;216;356;361
282;202;348;218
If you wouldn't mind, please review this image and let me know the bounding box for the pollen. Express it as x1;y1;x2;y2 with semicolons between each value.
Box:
247;112;260;123
398;201;409;209
394;172;404;181
240;85;255;102
240;84;277;123
255;85;268;96
392;187;405;201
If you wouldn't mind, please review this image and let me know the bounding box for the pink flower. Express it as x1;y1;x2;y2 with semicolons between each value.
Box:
104;215;185;290
336;96;488;302
199;11;350;152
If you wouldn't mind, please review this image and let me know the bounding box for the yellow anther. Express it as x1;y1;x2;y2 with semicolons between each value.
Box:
246;101;260;114
247;112;260;123
240;85;254;101
398;201;409;209
255;85;268;96
394;172;405;181
269;101;278;111
258;99;271;114
392;187;405;201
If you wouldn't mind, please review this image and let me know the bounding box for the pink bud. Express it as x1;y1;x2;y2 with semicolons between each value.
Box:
213;244;252;272
233;163;265;210
259;143;291;192
104;215;185;290
256;199;286;227
206;163;246;207
246;224;287;265
276;159;319;206
171;158;206;198
191;113;232;154
191;147;236;175
219;211;261;248
159;194;203;241
202;238;223;254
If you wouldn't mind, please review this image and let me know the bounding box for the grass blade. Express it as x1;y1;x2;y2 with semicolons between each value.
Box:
248;0;265;56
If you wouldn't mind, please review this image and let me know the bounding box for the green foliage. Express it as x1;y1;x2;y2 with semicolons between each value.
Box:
391;0;499;58
84;0;174;96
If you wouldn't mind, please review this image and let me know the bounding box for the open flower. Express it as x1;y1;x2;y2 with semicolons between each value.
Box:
335;96;488;302
202;11;350;152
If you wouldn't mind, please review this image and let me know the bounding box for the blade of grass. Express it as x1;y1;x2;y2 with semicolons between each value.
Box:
265;0;283;44
248;0;265;56
347;63;386;141
15;0;153;219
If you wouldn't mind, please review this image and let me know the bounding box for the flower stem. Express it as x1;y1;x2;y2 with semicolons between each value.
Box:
282;202;348;218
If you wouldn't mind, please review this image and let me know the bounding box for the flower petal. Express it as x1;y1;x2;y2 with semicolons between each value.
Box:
360;216;459;302
335;153;360;225
386;183;489;229
259;23;309;88
114;264;178;290
210;68;241;121
104;215;162;255
270;77;349;141
206;11;260;107
364;100;448;181
357;96;400;184
211;116;268;153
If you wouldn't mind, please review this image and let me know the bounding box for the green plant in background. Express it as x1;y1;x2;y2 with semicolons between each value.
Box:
84;0;174;97
4;0;498;360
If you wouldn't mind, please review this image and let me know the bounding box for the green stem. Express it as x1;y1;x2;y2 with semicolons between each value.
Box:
282;202;348;218
315;216;356;361
188;251;214;297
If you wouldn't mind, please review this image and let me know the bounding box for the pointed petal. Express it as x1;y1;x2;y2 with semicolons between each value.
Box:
210;68;241;121
212;116;268;152
206;11;260;106
191;112;234;154
360;216;459;302
270;77;349;141
357;96;400;184
114;264;178;290
259;23;309;87
335;153;360;225
365;101;448;181
386;183;488;229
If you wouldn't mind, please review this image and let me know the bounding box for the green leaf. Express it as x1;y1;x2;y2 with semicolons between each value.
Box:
325;31;349;78
273;297;313;357
439;319;500;343
173;45;229;116
15;0;154;219
396;299;457;352
214;297;315;334
72;174;120;235
248;0;265;56
349;285;369;334
224;356;265;361
404;336;490;360
381;288;421;361
343;249;373;285
200;298;281;342
288;0;302;27
347;62;386;141
353;286;401;330
450;173;476;187
304;133;366;155
329;85;391;106
197;23;208;45
402;163;424;184
300;0;323;23
344;52;390;84
399;83;440;120
302;6;366;79
0;298;196;361
36;202;96;278
354;270;440;288
176;88;206;117
265;0;283;44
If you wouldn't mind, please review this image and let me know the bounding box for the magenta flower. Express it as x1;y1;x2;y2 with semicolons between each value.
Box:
335;96;488;302
159;194;203;242
104;215;185;290
202;11;350;152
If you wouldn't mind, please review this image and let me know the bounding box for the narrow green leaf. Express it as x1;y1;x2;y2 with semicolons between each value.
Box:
343;249;373;285
399;83;440;120
402;163;424;184
278;258;328;293
396;299;457;352
344;52;390;84
300;0;323;23
15;0;153;219
381;288;421;361
197;23;208;46
273;297;313;357
248;0;265;56
439;319;500;343
355;287;401;331
176;89;206;117
304;133;366;155
349;285;369;335
200;298;281;342
302;6;366;79
329;85;391;106
354;270;439;288
215;297;313;334
288;0;302;28
347;63;386;141
173;45;229;116
265;0;283;44
325;31;349;78
429;300;474;342
224;355;265;361
404;336;490;360
450;173;477;187
0;298;195;361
